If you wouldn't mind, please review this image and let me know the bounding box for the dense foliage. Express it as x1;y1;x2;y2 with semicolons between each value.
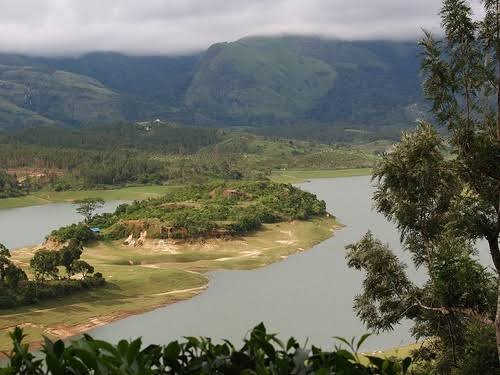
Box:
0;323;411;375
347;121;500;373
0;170;24;198
0;274;105;310
49;224;96;244
0;241;103;309
0;123;378;192
0;243;27;290
0;123;224;154
184;37;424;127
86;181;327;240
346;0;500;366
0;142;242;190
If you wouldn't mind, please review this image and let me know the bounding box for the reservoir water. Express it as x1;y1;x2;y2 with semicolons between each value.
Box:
90;176;419;350
0;176;490;351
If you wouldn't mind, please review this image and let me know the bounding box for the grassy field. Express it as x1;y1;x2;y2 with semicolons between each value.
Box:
0;185;180;209
270;168;372;184
1;216;338;352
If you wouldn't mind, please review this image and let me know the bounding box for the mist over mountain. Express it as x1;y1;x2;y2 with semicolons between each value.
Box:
0;36;426;129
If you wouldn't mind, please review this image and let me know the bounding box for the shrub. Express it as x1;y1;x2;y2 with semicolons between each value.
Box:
226;214;262;234
88;212;119;228
0;291;18;309
1;324;411;374
103;222;129;240
49;223;95;244
0;276;106;310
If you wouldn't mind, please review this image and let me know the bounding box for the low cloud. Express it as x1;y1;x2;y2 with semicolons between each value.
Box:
0;0;484;56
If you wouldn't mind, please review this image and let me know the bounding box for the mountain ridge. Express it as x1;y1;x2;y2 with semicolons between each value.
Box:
0;36;426;129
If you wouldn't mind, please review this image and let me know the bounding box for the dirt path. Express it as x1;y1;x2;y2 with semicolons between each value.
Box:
214;250;261;262
152;286;207;296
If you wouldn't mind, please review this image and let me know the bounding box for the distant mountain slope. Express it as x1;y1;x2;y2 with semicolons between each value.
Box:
184;37;424;126
44;53;199;119
0;62;123;128
184;37;337;124
0;36;426;129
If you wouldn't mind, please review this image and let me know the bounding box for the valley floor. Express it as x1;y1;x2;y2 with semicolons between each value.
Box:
0;217;338;353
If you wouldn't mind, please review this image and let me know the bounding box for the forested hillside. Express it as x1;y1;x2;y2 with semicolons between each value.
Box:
0;56;124;129
0;122;378;193
0;36;425;129
185;37;424;126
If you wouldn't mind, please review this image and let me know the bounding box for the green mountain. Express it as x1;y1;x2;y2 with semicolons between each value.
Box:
0;36;426;129
0;57;124;129
184;37;337;123
43;52;199;120
184;37;424;126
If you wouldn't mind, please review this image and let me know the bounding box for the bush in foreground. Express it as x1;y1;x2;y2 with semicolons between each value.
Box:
0;324;410;374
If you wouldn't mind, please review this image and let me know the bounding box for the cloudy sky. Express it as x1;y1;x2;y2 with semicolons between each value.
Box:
0;0;484;56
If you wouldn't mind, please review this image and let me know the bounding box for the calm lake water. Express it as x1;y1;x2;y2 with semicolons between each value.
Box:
0;176;490;351
0;201;127;249
89;176;419;350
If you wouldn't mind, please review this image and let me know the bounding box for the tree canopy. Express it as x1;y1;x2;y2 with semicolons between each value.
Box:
74;198;104;223
347;0;500;371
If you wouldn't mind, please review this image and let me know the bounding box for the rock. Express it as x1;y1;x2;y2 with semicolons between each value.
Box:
136;230;147;246
123;234;134;245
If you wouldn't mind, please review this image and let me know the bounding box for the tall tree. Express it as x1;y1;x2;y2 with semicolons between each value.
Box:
70;260;94;279
347;0;500;368
482;0;500;142
4;263;27;289
30;250;60;282
0;243;11;286
347;124;498;371
74;198;104;223
0;243;28;289
420;0;500;360
58;240;83;277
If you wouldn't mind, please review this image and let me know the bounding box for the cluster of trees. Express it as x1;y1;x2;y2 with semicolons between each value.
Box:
30;240;95;282
0;170;25;198
347;1;500;372
0;323;410;375
251;123;405;144
0;123;224;154
0;240;103;309
49;224;96;243
285;149;376;171
47;199;105;243
0;121;380;195
89;181;327;240
0;144;170;188
0;243;28;290
0;143;248;190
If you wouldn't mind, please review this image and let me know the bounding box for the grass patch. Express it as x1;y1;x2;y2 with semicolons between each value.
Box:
0;195;51;209
270;168;372;184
